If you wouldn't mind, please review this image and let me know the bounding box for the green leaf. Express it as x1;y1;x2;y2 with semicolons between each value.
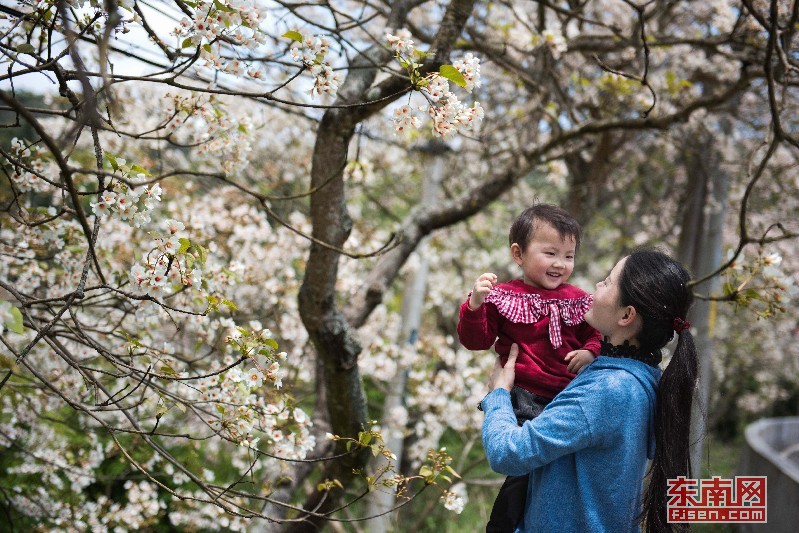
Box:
203;43;212;54
744;288;761;301
214;0;236;12
263;338;279;350
723;282;735;297
283;30;304;43
16;43;35;54
178;238;192;254
7;306;24;334
160;364;177;375
195;244;208;267
445;465;461;478
156;399;169;417
0;353;17;370
122;331;143;347
222;299;237;311
439;65;467;88
106;153;119;171
130;164;150;176
181;37;194;49
238;123;248;134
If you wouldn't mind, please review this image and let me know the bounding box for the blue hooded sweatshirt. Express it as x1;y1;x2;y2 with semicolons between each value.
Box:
481;356;660;533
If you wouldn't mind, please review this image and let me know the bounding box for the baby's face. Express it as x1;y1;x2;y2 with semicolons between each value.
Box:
512;222;575;290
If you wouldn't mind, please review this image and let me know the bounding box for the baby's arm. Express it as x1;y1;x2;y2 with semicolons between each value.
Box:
458;273;500;350
564;349;596;374
469;273;498;310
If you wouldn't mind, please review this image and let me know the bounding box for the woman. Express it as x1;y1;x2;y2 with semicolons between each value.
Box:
482;249;698;532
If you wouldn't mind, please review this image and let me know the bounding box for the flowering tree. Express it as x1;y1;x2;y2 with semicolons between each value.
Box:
1;0;798;531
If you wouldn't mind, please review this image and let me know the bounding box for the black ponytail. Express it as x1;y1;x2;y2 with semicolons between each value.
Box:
618;249;699;533
642;328;698;532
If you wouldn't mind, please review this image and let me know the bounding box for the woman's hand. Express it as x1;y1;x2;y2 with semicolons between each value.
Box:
489;343;518;392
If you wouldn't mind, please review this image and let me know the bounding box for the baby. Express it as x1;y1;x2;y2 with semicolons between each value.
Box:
457;203;601;532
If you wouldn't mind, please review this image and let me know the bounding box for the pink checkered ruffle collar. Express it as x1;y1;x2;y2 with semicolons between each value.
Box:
483;286;593;349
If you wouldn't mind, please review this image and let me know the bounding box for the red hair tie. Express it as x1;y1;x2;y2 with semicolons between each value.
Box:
673;317;691;333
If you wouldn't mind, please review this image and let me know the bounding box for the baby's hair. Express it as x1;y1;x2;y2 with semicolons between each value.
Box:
508;204;582;251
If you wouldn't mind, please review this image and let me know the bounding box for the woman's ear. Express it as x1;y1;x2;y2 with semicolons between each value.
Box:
510;243;524;265
618;305;638;327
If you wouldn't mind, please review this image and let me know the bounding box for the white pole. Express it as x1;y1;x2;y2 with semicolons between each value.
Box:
366;142;447;532
686;138;729;478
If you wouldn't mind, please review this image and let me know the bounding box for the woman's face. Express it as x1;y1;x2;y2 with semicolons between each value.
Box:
585;257;627;337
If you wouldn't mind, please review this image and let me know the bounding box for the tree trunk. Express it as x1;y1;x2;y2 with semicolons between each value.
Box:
294;2;477;529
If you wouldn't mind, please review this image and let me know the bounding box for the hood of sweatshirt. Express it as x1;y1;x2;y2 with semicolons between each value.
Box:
590;356;661;459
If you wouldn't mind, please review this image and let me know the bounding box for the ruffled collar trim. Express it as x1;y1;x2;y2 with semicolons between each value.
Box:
482;285;592;325
479;284;593;349
600;338;661;367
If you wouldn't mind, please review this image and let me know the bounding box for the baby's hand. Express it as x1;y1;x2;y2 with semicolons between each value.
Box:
565;349;596;374
469;273;497;310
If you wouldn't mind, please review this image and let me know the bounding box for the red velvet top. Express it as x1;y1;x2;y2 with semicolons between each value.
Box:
457;279;602;399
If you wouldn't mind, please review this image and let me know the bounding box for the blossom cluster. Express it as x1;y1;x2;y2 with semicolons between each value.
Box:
176;322;315;459
443;485;467;514
223;323;286;389
7;137;52;193
128;218;205;298
723;249;798;318
288;33;342;97
91;177;162;228
171;0;269;79
212;371;315;458
385;29;484;137
163;93;253;174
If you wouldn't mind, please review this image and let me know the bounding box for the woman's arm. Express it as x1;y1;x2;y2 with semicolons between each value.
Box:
481;345;596;476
